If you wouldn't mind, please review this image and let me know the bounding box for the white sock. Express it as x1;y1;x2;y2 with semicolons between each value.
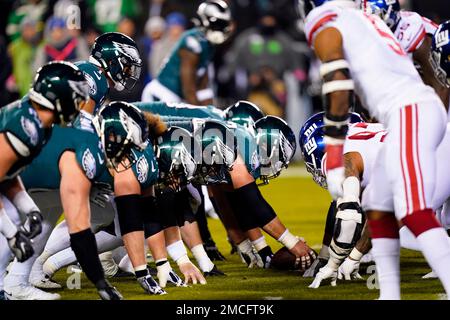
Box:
118;254;134;274
0;235;12;290
252;236;268;252
399;226;421;251
43;248;77;277
191;244;214;272
371;238;400;300
0;208;17;239
417;228;450;297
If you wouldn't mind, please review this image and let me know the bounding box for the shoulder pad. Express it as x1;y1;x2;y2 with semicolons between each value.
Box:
304;5;340;45
395;11;426;53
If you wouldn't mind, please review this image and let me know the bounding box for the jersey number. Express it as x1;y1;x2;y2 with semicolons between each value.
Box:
364;14;406;56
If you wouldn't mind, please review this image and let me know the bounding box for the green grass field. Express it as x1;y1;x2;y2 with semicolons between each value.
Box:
52;173;446;300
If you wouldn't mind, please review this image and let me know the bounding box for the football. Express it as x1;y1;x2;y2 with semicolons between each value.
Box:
270;247;300;271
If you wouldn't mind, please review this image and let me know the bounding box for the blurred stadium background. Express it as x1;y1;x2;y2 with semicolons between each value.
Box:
0;0;449;158
1;0;449;299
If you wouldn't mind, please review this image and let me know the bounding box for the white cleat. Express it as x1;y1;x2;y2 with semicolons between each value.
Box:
4;284;61;300
30;274;62;289
422;271;438;279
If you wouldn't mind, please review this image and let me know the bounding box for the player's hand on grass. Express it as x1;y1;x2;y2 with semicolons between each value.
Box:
338;257;363;281
178;260;207;285
308;263;338;288
156;259;187;288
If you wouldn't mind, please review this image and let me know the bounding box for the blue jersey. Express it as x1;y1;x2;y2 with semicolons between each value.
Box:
156;28;214;99
0;96;51;180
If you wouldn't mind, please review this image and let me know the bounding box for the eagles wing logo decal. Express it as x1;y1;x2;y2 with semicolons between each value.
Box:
21;116;38;146
112;41;142;63
83;71;98;96
136;155;149;183
82;149;96;179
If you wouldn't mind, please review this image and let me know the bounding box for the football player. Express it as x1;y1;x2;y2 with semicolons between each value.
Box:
298;0;450;299
360;0;448;105
0;61;88;300
141;0;232;104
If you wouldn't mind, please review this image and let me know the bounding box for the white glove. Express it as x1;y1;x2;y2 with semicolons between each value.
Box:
338;257;363;280
308;262;338;288
156;260;172;288
326;167;345;200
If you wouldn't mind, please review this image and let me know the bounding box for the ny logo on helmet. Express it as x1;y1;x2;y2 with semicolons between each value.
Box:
436;30;450;49
304;138;318;156
303;124;317;139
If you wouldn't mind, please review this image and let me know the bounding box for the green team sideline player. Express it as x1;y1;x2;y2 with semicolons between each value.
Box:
142;0;233;105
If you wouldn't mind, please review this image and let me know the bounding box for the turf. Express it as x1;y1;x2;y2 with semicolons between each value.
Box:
52;175;446;300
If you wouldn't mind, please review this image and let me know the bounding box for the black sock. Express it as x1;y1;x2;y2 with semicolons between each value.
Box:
258;245;273;262
70;228;105;288
135;268;149;279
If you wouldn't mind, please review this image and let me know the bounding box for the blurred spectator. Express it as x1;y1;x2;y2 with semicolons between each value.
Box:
0;36;14;106
116;16;136;38
150;12;187;77
32;16;89;72
84;25;102;49
6;0;48;42
8;16;42;97
225;12;306;117
85;0;141;33
141;16;166;82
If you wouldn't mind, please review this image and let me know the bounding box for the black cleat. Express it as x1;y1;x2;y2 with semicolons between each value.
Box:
204;265;226;277
96;279;123;300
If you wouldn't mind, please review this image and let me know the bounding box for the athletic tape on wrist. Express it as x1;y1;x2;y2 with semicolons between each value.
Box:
277;229;298;250
237;239;253;254
176;254;191;266
167;239;188;262
252;236;268;252
349;248;363;261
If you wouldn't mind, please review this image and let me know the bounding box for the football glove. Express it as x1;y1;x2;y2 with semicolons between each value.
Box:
137;273;167;295
96;279;123;300
8;230;34;262
90;182;113;208
21;210;43;239
204;239;226;261
303;257;328;278
308;263;338;288
338;257;363;280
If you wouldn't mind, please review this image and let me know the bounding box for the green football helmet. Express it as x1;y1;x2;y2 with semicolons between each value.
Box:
29;61;89;125
224;100;264;129
192;119;237;184
93;101;149;172
154;126;198;191
89;32;142;91
255;116;296;184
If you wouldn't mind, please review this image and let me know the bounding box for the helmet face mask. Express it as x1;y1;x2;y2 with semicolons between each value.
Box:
255;116;296;184
155;127;198;191
93;101;149;173
360;0;400;29
431;24;450;88
90;32;142;92
192;119;237;185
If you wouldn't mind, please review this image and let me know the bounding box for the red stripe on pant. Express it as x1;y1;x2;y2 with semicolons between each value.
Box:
399;108;410;214
368;215;399;239
414;104;426;209
402;105;422;214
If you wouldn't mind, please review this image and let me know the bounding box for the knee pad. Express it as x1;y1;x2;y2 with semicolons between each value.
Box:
156;190;178;228
144;222;163;239
141;196;159;224
114;194;144;236
229;182;277;231
175;189;197;226
333;201;365;249
224;190;257;231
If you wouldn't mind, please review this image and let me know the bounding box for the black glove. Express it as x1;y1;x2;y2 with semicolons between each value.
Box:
204;239;226;261
21;211;43;239
90;182;113;208
8;230;34;262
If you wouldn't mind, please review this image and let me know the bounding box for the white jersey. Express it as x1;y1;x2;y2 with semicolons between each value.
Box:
304;2;436;125
394;11;437;56
344;122;386;188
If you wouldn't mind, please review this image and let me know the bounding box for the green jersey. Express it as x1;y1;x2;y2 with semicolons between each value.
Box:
156;28;214;99
20;126;111;189
75;61;109;113
134;101;223;121
0;96;50;180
